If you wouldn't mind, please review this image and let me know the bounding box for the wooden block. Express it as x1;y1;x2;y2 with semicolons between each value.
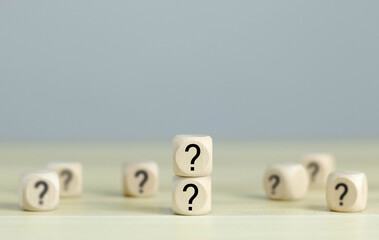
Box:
172;176;211;215
173;135;212;177
263;163;309;200
301;153;335;187
19;170;60;211
123;161;159;197
47;162;82;197
326;171;367;212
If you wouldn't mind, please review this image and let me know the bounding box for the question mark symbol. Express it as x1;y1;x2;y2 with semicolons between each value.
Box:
307;162;319;182
335;183;348;206
183;183;199;211
185;144;201;171
60;169;73;191
269;175;280;195
34;181;48;205
135;170;148;194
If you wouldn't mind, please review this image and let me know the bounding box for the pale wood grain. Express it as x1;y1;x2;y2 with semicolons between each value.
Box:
0;141;378;239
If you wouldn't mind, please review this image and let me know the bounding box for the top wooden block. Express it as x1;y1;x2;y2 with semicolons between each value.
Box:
173;135;213;177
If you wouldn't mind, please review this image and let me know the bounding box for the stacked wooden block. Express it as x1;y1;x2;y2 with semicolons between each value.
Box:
172;135;212;215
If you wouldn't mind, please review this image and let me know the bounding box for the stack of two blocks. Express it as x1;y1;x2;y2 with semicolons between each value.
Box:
172;135;212;215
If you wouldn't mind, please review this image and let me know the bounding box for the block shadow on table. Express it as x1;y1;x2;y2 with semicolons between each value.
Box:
305;204;329;212
0;202;20;212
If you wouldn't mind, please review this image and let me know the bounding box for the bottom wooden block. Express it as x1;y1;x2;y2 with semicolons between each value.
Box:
19;170;60;211
172;176;211;216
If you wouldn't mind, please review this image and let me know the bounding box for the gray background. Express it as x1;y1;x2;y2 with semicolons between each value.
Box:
1;1;378;141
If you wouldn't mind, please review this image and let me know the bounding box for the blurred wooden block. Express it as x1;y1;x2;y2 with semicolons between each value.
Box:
172;176;211;216
173;135;212;177
47;162;82;197
19;170;60;211
326;171;367;212
263;163;309;200
302;153;335;187
123;161;159;197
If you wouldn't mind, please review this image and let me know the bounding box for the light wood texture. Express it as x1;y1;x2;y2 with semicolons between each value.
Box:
1;141;379;239
173;135;213;177
263;163;309;200
326;171;367;212
19;170;60;211
123;161;159;197
47;162;83;197
172;176;211;215
302;153;335;187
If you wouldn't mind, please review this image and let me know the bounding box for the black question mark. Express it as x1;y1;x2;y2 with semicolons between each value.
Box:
307;162;319;182
269;175;280;195
60;169;73;191
185;144;201;171
34;181;48;205
183;183;199;211
335;183;348;206
135;170;148;193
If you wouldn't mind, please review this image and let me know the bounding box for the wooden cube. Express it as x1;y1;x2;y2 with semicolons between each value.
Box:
173;135;212;177
47;162;82;197
19;170;60;211
123;161;159;197
263;163;309;200
301;153;335;187
326;171;367;212
172;176;211;215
